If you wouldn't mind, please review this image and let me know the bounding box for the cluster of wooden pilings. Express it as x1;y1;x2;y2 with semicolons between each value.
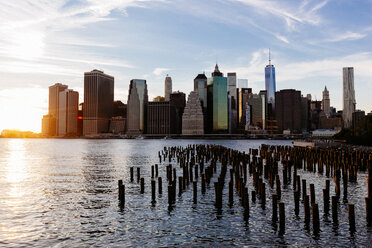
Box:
117;144;372;236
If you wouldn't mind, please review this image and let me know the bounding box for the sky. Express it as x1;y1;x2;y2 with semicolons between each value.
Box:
0;0;372;133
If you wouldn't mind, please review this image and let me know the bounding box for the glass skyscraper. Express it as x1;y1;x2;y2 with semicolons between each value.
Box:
207;64;228;132
265;62;276;108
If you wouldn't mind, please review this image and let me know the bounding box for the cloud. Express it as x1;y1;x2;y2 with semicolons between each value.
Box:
153;67;170;76
325;31;367;42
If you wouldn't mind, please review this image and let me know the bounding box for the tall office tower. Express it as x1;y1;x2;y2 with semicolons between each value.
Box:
182;91;204;135
207;64;228;133
322;86;331;117
127;79;148;135
164;75;172;101
170;92;186;134
265;51;276;109
238;79;248;88
343;67;356;128
49;83;68;136
228;72;238;133
58;89;79;136
83;69;114;136
275;89;302;133
194;73;207;109
238;88;252;130
246;91;267;130
147;101;176;135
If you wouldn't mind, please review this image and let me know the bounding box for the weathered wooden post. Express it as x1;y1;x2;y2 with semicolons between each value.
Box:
348;204;356;233
139;177;145;194
332;196;338;224
229;181;234;207
130;167;134;182
137;167;141;183
155;164;159;177
272;194;278;222
294;191;300;216
151;180;156;203
193;181;197;204
312;203;320;234
310;184;315;205
279;202;285;235
158;177;162;194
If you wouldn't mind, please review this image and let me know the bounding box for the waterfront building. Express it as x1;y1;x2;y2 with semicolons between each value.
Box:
127;79;148;135
237;88;252;130
182;91;204;135
301;97;310;132
58;89;79;136
194;73;207;109
246;91;267;130
165;75;172;101
83;69;114;136
228;72;238;133
275;89;302;133
170;92;186;134
265;52;276;109
49;83;68;136
41;114;56;136
147;101;176;135
322;86;331;117
343;67;356;128
207;64;228;133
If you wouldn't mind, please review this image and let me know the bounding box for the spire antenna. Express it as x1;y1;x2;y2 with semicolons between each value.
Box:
269;48;271;66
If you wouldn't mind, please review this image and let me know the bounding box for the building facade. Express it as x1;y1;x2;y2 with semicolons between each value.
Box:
343;67;356;128
127;79;148;135
170;92;186;134
49;83;68;136
228;72;238;133
275;89;302;133
182;91;204;135
238;88;252;130
322;86;330;117
42;114;56;136
147;101;176;135
58;89;79;136
164;75;172;101
207;64;228;133
265;59;276;109
83;69;114;136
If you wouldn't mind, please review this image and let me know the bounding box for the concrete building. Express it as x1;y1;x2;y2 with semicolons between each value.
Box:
207;64;228;133
83;69;114;136
275;89;302;133
301;97;310;132
322;86;330;117
49;83;68;136
237;88;252;130
228;72;238;133
194;73;207;109
246;91;267;130
182;91;204;135
164;75;172;101
170;92;186;134
127;79;148;135
58;89;79;136
343;67;356;128
147;101;176;135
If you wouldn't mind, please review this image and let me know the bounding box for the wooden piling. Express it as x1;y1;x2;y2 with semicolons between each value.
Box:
130;167;134;182
279;202;285;234
310;184;315;205
348;204;355;232
158;177;162;194
151;180;156;203
140;178;145;194
312;203;320;234
294;191;300;216
332;196;338;224
137;167;140;183
193;181;197;204
272;194;278;222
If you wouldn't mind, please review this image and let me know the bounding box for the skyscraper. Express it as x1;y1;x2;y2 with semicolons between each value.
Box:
194;73;207;109
265;51;276;109
83;69;114;136
127;79;148;135
182;91;204;135
322;86;330;117
58;89;79;136
227;72;238;133
275;89;302;133
238;88;252;130
49;83;68;136
207;64;228;133
343;67;356;128
165;75;172;101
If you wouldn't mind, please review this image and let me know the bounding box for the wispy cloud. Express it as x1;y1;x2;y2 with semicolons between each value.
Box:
153;67;170;76
325;31;367;42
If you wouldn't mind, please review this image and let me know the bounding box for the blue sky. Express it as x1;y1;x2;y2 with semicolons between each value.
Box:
0;0;372;132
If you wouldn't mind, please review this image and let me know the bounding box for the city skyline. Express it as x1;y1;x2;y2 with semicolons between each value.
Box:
1;0;372;133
